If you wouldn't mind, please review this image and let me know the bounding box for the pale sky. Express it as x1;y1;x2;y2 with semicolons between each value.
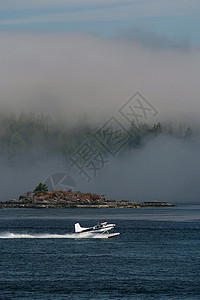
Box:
0;0;199;46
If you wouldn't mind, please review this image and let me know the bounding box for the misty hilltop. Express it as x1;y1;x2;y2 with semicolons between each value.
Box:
0;111;198;204
0;112;193;164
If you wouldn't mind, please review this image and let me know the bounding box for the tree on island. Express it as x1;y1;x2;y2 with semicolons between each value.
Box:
33;183;48;195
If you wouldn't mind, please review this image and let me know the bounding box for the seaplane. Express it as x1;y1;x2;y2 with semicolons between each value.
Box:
75;222;120;238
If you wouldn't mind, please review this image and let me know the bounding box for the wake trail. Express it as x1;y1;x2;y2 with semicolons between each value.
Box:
0;232;115;239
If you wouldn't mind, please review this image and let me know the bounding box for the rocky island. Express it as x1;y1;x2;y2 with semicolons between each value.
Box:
0;190;176;209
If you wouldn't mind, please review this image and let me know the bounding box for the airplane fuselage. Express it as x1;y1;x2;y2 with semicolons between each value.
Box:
75;222;115;234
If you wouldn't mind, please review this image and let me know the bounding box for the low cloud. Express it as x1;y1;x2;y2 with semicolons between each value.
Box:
0;32;200;125
81;136;200;204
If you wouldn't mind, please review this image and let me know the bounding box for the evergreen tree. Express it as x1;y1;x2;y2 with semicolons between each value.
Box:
33;183;48;195
184;127;192;140
152;122;162;135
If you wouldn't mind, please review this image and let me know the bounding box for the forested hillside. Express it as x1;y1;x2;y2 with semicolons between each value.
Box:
0;112;193;164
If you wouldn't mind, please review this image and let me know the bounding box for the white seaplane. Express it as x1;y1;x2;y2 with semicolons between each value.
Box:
75;222;120;238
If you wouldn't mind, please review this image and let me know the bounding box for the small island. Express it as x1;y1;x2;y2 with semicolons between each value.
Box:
0;183;176;209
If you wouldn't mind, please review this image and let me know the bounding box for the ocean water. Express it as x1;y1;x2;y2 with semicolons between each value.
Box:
0;206;200;299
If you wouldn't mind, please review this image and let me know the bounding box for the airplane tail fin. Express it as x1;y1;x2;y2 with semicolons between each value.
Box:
75;223;82;233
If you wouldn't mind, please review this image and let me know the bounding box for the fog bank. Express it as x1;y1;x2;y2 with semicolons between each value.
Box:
0;32;200;125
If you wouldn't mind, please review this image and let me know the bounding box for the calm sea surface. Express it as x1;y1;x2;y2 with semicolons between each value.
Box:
0;206;200;299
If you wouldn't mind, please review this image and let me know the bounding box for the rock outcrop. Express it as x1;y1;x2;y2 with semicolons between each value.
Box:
0;191;176;208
